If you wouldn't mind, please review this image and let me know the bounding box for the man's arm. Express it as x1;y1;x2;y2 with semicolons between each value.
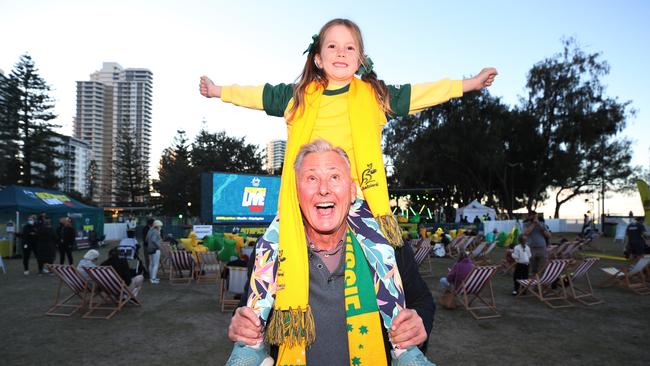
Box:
391;243;435;352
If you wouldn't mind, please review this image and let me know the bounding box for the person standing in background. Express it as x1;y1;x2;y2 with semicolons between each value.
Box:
57;217;75;265
20;215;38;275
523;211;551;275
145;220;163;284
141;218;154;279
35;215;57;275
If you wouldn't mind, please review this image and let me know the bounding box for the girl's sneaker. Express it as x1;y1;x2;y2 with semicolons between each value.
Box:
391;347;436;366
225;342;273;366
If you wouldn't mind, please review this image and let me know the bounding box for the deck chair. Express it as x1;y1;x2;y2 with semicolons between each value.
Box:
220;266;248;312
517;259;574;309
158;242;173;277
45;264;90;316
469;242;486;260
169;251;196;285
413;238;433;278
196;251;221;284
474;242;496;265
599;255;650;295
500;248;515;276
83;266;141;319
567;257;603;306
453;265;501;320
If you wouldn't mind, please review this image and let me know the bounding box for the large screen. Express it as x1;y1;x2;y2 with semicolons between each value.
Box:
201;172;281;223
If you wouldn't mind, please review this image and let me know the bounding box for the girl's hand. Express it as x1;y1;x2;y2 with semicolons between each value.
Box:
463;67;498;92
199;76;222;98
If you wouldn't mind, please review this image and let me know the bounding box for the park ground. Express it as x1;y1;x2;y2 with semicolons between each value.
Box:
0;233;648;366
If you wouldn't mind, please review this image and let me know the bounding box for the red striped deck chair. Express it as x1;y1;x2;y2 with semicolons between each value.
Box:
598;255;650;295
158;242;173;277
413;238;433;278
83;266;141;319
517;259;574;308
196;251;221;284
567;257;603;305
474;242;497;265
499;247;515;276
469;242;487;260
453;265;501;320
170;250;195;285
45;264;90;316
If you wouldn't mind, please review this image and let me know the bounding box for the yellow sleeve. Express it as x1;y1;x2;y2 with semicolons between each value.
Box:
220;85;265;110
408;79;463;114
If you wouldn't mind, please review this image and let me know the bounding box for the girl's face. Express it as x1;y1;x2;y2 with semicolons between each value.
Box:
315;24;361;85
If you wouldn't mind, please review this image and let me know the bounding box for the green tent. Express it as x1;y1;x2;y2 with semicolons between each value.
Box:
0;185;104;256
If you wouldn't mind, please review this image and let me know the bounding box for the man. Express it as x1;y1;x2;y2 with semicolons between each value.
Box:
523;211;551;275
625;216;648;260
101;248;144;295
20;215;39;275
227;140;435;365
126;215;137;238
141;218;155;279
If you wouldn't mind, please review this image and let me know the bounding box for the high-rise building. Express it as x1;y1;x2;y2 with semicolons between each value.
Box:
266;140;286;174
51;134;92;196
74;62;153;205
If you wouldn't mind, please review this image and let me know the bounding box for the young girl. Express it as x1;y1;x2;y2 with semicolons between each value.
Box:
512;234;532;295
201;18;496;366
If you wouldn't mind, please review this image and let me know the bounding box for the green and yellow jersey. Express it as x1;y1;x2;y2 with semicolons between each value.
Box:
220;79;462;182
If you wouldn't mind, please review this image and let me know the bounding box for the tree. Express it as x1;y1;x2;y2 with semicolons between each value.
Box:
521;38;634;216
0;72;21;185
85;160;98;203
113;120;149;206
190;129;264;174
152;130;196;216
383;90;516;215
2;54;65;188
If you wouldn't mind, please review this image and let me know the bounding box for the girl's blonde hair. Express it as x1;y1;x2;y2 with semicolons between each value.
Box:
288;18;391;121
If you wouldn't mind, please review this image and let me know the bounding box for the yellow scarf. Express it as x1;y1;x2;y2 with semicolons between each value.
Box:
268;78;400;365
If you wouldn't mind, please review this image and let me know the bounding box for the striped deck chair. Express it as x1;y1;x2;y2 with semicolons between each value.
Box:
83;266;141;319
517;259;574;308
599;255;650;295
567;257;603;305
453;265;501;320
220;266;248;312
158;242;173;277
413;238;433;278
170;250;195;285
469;242;487;260
45;264;90;316
474;242;497;265
196;251;221;285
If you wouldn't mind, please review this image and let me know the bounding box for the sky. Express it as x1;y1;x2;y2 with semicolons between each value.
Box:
1;0;648;218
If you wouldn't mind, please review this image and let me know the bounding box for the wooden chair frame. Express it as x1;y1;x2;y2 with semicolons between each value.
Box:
454;265;501;320
517;259;574;309
196;252;221;285
598;255;650;295
83;266;141;320
45;264;90;317
567;257;603;306
169;251;196;285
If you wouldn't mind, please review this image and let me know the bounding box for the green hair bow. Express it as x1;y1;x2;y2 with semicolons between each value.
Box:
356;56;374;77
303;34;319;55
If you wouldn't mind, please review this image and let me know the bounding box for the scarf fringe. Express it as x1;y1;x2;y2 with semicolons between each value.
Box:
376;215;403;248
265;306;316;348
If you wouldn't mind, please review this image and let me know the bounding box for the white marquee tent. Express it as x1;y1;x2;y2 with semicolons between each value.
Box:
455;199;497;223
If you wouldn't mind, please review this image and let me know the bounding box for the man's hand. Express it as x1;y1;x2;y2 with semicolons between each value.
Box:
199;76;222;98
462;67;498;92
228;306;263;345
388;308;427;349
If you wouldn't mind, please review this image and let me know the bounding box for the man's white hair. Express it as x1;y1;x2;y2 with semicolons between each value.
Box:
293;139;351;172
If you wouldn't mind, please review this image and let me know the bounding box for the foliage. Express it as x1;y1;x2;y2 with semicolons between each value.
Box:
113;120;150;206
0;54;65;188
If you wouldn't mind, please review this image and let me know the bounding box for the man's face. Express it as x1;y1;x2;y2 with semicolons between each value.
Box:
297;151;356;236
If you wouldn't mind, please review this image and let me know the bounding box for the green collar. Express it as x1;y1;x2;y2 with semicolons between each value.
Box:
323;83;350;96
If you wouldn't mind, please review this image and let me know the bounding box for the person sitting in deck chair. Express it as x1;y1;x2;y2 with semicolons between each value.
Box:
101;248;144;295
439;251;474;291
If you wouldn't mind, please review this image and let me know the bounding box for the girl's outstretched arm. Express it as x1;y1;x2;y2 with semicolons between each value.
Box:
462;67;498;93
200;76;222;98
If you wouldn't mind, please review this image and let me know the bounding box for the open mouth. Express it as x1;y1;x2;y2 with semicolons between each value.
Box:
315;202;335;215
332;62;348;68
